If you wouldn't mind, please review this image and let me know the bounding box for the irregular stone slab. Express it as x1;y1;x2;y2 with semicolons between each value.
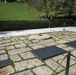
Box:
33;66;53;75
0;40;11;44
19;37;26;40
20;52;35;59
0;65;15;75
58;71;65;75
52;55;64;61
69;64;76;75
12;70;33;75
14;59;43;71
10;54;21;62
58;57;76;67
0;50;6;54
15;43;26;48
29;34;51;40
8;47;31;55
0;54;8;61
32;44;45;49
6;45;15;50
23;40;32;44
45;59;63;72
0;42;18;47
0;47;5;50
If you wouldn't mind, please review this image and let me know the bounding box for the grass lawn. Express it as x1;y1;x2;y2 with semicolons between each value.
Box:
0;2;40;20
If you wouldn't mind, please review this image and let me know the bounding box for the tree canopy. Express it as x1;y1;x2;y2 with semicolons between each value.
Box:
25;0;76;19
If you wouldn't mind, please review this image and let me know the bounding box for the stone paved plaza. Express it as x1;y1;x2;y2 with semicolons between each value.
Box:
0;31;76;75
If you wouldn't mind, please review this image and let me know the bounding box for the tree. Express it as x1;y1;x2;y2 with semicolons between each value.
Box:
25;0;76;18
55;0;76;17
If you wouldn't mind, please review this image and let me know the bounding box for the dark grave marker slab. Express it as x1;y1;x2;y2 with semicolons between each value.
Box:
32;46;66;60
0;59;12;68
65;41;76;48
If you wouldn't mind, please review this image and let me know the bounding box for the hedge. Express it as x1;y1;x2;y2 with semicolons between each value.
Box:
0;19;75;31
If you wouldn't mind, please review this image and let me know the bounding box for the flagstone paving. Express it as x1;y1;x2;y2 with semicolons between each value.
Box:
0;31;76;75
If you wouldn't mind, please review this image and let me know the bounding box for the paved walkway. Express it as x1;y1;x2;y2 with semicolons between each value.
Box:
0;29;76;75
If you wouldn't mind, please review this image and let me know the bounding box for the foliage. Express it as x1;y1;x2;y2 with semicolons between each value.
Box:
0;19;74;31
25;0;76;18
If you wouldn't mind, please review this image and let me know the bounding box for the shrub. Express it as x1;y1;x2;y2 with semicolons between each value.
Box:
0;19;74;31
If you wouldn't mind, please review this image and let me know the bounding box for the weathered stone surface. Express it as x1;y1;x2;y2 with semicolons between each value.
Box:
8;47;31;55
32;44;45;49
0;37;3;41
12;70;33;75
45;59;63;72
6;45;15;50
0;50;6;54
69;65;76;75
15;43;26;48
10;54;21;62
11;37;19;42
19;37;26;40
0;54;8;61
0;47;5;50
29;34;51;40
0;42;18;47
23;40;32;44
58;71;65;75
0;40;11;44
44;42;56;46
63;47;74;51
56;44;67;48
14;59;43;71
33;66;53;75
52;55;64;61
6;65;15;75
0;65;15;75
20;52;35;59
58;57;76;67
3;37;11;40
31;40;39;43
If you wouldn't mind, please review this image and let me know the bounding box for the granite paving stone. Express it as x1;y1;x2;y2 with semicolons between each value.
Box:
20;52;35;59
58;57;76;67
0;65;15;75
0;37;3;40
3;37;11;40
44;42;56;46
58;71;65;75
45;59;63;72
15;43;26;48
10;54;21;62
62;47;74;51
12;70;33;75
23;40;32;44
52;54;64;61
0;50;6;54
11;38;19;42
0;42;18;47
0;54;8;61
18;37;27;40
31;44;45;49
14;58;43;71
32;66;53;75
6;65;15;75
0;47;5;50
6;45;15;50
0;40;11;44
8;47;31;55
69;64;76;75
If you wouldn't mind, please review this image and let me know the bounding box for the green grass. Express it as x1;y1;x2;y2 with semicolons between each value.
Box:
0;2;40;20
